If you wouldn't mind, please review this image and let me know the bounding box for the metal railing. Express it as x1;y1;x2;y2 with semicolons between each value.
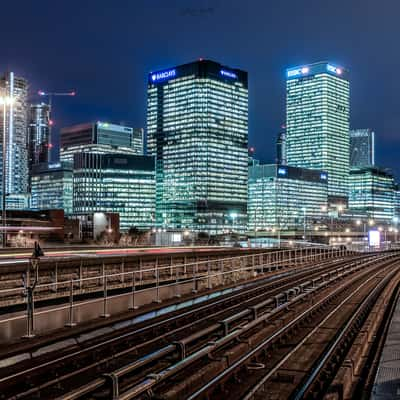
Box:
0;246;353;339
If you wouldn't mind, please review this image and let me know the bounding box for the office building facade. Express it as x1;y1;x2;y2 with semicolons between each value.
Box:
348;167;395;222
147;59;248;233
29;103;50;178
286;62;350;200
276;131;287;165
73;153;155;231
61;121;143;154
132;128;144;155
0;72;29;208
30;162;73;214
349;129;375;167
60;143;138;163
394;185;400;222
248;164;328;232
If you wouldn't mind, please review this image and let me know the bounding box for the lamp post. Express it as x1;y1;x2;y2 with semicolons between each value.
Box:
356;219;365;249
356;218;374;250
302;207;306;242
393;217;399;244
230;212;238;234
253;206;263;240
0;96;13;248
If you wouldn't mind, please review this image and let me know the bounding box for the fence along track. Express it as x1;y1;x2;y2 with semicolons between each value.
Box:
42;254;394;400
0;252;365;399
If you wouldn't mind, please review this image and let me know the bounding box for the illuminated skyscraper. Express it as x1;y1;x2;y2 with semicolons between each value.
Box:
31;161;73;214
350;128;375;167
61;121;142;150
276;130;287;165
60;121;143;162
73;153;155;231
286;62;350;201
29;103;50;178
248;164;328;232
348;167;395;222
147;59;248;233
0;72;29;209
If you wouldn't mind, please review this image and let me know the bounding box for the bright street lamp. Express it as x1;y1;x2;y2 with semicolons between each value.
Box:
301;207;306;241
229;212;238;233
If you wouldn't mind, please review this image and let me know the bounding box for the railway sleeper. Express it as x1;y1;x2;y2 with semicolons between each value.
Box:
297;264;397;400
1;255;372;399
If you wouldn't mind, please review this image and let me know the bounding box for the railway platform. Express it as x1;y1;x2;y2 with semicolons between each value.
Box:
371;294;400;400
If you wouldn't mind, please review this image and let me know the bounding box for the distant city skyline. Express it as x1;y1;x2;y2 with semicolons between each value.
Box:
1;1;399;178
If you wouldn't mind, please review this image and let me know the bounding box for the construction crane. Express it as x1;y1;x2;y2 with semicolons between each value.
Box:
37;89;76;157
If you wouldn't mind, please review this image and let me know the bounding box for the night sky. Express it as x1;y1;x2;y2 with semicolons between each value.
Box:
1;0;399;177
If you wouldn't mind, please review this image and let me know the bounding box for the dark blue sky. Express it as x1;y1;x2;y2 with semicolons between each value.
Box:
1;0;399;177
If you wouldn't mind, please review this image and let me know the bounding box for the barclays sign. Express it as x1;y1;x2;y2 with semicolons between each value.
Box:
220;69;237;79
150;69;177;83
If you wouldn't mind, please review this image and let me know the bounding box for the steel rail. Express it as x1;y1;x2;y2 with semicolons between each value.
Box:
55;256;367;400
182;254;399;400
241;257;399;400
87;254;392;400
292;264;400;399
0;255;367;399
0;256;350;377
0;247;341;326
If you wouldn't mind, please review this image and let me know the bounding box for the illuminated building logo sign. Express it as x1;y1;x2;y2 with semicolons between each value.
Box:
287;64;343;78
326;64;343;75
287;66;310;78
278;167;287;175
150;69;176;82
220;69;237;79
287;69;301;77
320;173;327;180
48;162;61;169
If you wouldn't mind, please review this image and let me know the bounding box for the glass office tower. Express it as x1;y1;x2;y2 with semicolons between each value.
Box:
60;143;138;163
61;121;143;155
248;164;328;232
73;153;155;231
31;162;73;214
29;103;50;186
276;131;287;165
394;185;400;222
286;62;350;200
60;121;143;163
147;59;248;234
0;72;29;208
348;167;395;222
350;129;375;167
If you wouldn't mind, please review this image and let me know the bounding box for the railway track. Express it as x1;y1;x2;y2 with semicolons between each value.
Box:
169;253;400;400
0;252;371;399
238;261;400;400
